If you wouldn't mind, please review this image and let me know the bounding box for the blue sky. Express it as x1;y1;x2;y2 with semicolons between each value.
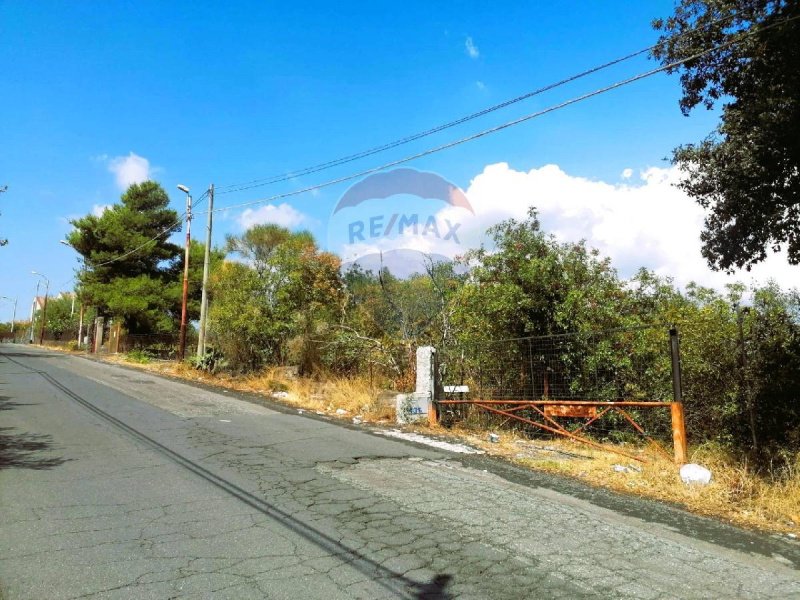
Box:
1;1;795;324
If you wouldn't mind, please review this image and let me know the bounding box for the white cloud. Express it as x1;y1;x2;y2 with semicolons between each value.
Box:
475;80;486;91
465;36;480;59
107;152;152;190
92;204;111;217
430;162;795;291
621;168;633;179
238;203;308;230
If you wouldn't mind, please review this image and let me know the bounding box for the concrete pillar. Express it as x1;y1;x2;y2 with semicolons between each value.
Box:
93;317;104;353
415;346;435;399
396;346;435;424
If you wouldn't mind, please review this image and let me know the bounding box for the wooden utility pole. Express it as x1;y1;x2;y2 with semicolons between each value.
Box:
38;284;49;345
29;281;39;343
196;184;214;358
178;192;192;360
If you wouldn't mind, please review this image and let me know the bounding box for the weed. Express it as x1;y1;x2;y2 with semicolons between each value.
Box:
125;349;151;364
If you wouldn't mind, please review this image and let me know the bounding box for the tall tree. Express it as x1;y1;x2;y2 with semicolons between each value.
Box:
652;0;800;271
67;181;183;333
452;208;624;343
210;225;343;371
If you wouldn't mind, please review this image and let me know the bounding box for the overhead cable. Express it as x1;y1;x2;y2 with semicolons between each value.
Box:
214;12;740;196
204;15;800;216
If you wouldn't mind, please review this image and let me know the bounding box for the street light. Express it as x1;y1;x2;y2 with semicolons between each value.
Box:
176;185;192;360
31;271;50;345
0;296;17;336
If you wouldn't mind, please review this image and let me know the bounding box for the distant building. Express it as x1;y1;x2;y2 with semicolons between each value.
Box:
32;292;74;316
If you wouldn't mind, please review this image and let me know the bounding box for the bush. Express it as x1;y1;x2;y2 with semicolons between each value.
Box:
188;348;227;373
125;349;152;364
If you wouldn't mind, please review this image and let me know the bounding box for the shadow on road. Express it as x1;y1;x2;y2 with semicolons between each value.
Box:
0;427;69;470
413;574;454;599
0;394;66;470
0;394;37;411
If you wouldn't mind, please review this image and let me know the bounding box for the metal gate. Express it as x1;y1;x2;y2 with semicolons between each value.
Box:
435;325;687;463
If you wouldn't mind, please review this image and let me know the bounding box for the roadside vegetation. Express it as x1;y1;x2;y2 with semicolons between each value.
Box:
19;0;798;535
34;202;799;534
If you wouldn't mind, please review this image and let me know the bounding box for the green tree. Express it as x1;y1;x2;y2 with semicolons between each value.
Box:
209;225;343;372
652;0;800;270
452;208;625;344
740;284;800;455
42;295;79;340
67;181;183;333
0;322;15;340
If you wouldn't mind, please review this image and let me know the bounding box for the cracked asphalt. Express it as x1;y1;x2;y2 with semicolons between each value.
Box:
1;345;799;599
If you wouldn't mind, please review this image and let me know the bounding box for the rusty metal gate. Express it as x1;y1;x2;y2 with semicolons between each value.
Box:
435;325;687;463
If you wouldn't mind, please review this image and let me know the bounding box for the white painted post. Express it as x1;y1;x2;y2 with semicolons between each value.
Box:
415;346;435;400
396;346;435;424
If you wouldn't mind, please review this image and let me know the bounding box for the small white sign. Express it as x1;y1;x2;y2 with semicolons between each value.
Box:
443;385;470;394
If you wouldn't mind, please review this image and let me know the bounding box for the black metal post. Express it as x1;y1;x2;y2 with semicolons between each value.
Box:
669;326;682;402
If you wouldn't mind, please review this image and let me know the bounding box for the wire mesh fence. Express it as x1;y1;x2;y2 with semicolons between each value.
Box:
437;325;679;453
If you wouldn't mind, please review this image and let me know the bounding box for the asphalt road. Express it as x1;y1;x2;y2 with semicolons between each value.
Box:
1;344;799;599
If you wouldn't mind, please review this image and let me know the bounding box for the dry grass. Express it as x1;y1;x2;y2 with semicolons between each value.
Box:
44;344;800;535
413;422;800;534
98;353;395;423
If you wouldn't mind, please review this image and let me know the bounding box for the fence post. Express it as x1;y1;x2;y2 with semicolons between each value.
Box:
669;326;688;464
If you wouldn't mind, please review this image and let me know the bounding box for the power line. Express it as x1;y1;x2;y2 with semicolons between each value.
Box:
203;18;788;217
71;13;797;270
213;12;740;197
203;14;799;217
214;48;648;195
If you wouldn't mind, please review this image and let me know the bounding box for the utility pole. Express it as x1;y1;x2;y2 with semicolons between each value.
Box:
177;186;192;360
39;289;49;345
29;280;40;343
197;183;214;358
31;271;50;345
